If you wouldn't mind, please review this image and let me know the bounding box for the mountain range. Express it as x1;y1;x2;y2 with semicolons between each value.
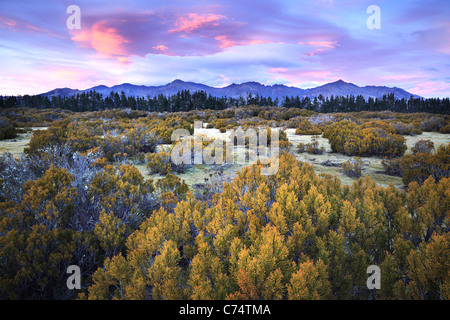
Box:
41;79;420;101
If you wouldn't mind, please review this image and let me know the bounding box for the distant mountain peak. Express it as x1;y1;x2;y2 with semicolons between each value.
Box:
327;79;356;86
242;81;262;85
40;79;420;101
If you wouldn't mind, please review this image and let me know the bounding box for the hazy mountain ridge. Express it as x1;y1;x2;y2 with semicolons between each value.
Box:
41;79;420;101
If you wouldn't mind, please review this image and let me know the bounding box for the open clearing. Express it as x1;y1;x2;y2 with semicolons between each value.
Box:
0;127;47;156
1;126;448;189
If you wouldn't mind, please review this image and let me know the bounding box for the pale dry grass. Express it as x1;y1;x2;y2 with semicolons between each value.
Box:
2;126;448;189
134;129;450;189
0;127;47;156
403;131;449;154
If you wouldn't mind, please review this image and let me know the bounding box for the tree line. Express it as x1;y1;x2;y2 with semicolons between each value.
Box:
1;90;449;114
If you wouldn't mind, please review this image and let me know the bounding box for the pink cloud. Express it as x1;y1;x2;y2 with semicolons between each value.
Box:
298;70;331;78
0;16;17;27
71;21;130;63
304;40;338;48
0;15;61;37
298;40;338;56
247;39;270;46
46;67;101;83
268;67;332;86
67;11;243;59
304;48;324;56
268;68;289;73
407;81;450;98
169;13;226;34
215;35;269;48
215;35;236;48
153;45;169;52
64;7;347;60
151;44;177;56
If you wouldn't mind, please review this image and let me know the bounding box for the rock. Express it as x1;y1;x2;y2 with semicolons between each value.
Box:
320;159;343;167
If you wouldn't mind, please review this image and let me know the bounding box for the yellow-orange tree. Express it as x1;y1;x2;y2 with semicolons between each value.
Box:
83;153;449;300
1;146;448;300
323;120;407;158
0;160;156;299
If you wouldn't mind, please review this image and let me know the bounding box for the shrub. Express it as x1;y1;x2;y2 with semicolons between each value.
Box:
420;117;444;132
273;129;293;153
439;124;450;133
382;143;450;185
411;140;434;155
147;151;187;175
0;117;18;140
297;139;324;155
211;118;237;132
391;122;421;135
342;157;363;178
381;158;403;177
146;116;193;144
323;120;406;158
401;144;449;185
235;127;291;149
147;152;173;175
155;173;189;197
25;127;68;155
295;119;323;135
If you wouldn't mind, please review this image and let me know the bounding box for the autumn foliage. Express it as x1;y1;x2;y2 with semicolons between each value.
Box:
382;142;450;185
0;117;18;140
323;120;407;158
0;107;448;301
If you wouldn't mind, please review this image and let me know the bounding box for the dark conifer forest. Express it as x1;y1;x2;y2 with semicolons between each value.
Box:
1;90;449;114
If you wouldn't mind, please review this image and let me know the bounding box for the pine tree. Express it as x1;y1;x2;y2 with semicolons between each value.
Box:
287;259;331;300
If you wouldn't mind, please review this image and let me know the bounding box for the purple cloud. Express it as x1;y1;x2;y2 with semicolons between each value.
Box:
0;0;448;97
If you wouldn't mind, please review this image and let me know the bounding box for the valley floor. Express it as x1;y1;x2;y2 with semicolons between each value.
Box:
2;126;448;190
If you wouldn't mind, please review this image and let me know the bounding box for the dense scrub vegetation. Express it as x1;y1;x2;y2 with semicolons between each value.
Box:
0;117;18;140
23;115;194;162
0;106;448;300
295;119;323;135
323;120;407;158
382;142;450;186
0;150;448;300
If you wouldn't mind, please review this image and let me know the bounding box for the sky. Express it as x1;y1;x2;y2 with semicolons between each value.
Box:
0;0;449;98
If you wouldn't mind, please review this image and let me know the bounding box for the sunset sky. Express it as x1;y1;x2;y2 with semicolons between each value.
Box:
0;0;449;98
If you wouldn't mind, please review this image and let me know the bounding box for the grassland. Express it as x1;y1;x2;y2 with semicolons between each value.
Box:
0;127;47;156
3;125;447;190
